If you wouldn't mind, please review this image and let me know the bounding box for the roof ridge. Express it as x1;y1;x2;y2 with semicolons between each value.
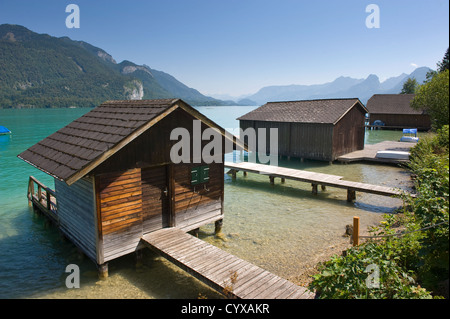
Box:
265;98;360;104
101;98;180;105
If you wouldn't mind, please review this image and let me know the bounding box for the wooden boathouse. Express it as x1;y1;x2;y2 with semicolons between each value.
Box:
18;99;244;277
366;94;431;131
237;98;368;162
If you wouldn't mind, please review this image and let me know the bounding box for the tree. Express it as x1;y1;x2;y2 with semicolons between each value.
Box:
426;48;449;82
411;70;449;130
401;77;418;94
437;47;449;73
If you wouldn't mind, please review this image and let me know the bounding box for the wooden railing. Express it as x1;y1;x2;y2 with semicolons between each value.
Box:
27;176;58;223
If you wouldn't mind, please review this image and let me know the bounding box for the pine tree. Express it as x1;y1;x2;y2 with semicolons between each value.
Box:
437;48;449;73
401;78;418;94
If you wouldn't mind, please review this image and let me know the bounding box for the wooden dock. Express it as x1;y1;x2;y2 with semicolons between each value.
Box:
225;161;409;201
27;176;58;224
141;227;314;299
337;141;416;164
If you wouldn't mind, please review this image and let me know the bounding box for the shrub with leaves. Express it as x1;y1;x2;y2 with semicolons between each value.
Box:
309;127;448;299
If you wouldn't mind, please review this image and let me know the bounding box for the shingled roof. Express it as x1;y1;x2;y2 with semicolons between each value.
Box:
366;94;424;115
237;98;367;124
18;99;240;185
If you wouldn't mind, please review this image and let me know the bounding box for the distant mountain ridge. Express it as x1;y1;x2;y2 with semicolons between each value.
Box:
0;24;230;108
0;24;434;108
244;67;432;105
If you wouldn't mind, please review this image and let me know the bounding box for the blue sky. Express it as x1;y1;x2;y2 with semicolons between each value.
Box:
1;0;449;96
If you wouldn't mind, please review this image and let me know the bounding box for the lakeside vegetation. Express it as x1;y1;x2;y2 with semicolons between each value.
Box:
309;126;449;298
309;50;449;299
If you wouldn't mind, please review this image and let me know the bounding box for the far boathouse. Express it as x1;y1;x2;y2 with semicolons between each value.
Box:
366;94;431;130
237;98;368;162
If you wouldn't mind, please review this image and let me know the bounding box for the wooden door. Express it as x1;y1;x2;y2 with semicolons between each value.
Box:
141;165;169;234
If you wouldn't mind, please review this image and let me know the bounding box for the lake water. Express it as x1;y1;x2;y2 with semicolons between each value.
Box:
0;106;413;299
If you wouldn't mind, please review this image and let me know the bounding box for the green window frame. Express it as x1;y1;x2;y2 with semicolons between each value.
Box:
191;165;210;185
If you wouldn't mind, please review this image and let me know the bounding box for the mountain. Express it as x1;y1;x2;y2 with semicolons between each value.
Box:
246;67;433;105
0;24;227;108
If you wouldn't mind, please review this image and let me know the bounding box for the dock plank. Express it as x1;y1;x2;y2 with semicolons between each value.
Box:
141;228;313;299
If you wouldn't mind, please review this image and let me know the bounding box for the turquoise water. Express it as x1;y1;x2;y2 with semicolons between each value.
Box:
0;106;412;298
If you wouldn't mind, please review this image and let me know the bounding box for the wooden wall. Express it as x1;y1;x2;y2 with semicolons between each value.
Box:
173;163;224;232
240;120;334;161
141;165;169;233
54;177;97;263
93;108;224;174
289;123;334;160
333;106;365;159
370;114;431;130
95;169;143;263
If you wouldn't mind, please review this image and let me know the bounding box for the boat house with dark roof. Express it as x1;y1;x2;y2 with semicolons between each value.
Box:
366;94;431;131
237;98;368;162
18;99;243;275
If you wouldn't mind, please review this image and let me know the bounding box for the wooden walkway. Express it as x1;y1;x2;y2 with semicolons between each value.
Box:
337;141;416;164
141;227;314;299
225;161;409;201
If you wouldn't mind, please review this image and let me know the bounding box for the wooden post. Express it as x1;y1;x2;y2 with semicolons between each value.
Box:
46;190;51;211
98;263;108;279
231;170;237;179
28;178;34;206
135;249;143;268
269;176;275;185
168;164;175;227
243;171;247;177
191;228;200;238
347;189;356;202
353;216;360;247
311;183;318;195
37;185;42;204
281;178;285;184
215;219;223;235
321;185;326;191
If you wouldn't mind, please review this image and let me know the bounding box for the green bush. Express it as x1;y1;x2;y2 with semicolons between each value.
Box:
309;221;432;299
309;127;449;299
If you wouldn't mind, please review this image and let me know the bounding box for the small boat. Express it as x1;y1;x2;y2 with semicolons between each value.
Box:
400;128;419;143
376;150;410;160
0;126;11;135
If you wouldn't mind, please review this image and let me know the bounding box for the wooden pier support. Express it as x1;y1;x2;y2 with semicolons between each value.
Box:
214;219;223;235
347;189;356;202
352;216;360;246
190;228;200;237
98;263;108;279
312;183;318;195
